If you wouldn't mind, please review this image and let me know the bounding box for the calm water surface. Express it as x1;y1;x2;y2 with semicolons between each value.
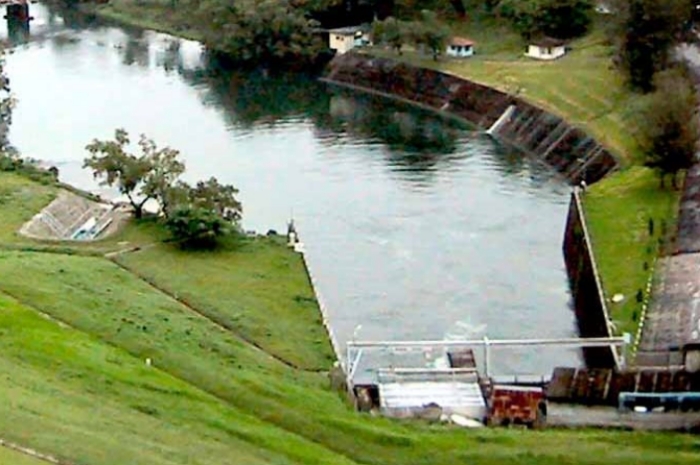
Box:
3;4;581;374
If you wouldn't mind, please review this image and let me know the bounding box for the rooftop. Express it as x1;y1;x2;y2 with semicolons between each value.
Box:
531;37;566;47
450;37;475;47
326;25;370;35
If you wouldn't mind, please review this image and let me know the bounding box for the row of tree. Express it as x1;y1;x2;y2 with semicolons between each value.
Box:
84;129;242;248
612;0;699;186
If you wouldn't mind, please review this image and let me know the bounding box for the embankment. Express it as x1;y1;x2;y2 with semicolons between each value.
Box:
322;52;618;185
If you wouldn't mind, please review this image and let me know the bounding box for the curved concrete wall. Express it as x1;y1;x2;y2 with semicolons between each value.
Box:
322;52;618;184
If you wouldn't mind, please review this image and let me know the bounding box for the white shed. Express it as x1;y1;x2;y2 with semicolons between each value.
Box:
525;37;566;61
446;37;475;58
328;26;372;55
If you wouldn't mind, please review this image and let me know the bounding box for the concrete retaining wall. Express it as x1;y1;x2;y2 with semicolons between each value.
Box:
293;240;347;373
321;52;618;184
562;189;618;368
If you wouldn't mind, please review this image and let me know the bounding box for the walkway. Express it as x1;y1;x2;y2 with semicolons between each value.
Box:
635;163;700;367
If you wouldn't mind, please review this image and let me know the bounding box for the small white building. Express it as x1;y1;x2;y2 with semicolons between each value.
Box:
525;37;566;61
446;37;475;58
328;26;372;55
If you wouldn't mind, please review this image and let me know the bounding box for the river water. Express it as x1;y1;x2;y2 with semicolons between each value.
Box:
3;4;581;375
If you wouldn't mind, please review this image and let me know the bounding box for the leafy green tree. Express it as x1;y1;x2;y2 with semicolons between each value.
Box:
165;205;232;249
416;10;450;60
84;129;154;219
614;0;692;91
139;136;185;218
638;69;699;188
199;0;324;66
84;129;185;219
189;177;242;222
499;0;593;39
373;17;408;55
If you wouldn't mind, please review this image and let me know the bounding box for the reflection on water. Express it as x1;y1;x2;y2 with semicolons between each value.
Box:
3;3;581;375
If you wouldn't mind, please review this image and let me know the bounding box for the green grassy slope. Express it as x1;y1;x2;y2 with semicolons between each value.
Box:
115;237;334;370
0;172;56;244
0;292;357;465
582;168;681;336
1;250;700;465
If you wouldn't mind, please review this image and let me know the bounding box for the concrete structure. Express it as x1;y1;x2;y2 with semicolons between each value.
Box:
563;189;621;368
446;37;474;58
322;53;619;185
526;38;566;61
379;378;486;420
328;26;371;55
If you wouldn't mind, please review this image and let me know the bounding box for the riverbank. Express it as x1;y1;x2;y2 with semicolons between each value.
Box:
2;173;700;464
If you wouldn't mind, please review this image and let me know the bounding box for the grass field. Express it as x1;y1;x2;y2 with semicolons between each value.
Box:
0;177;696;464
115;237;335;370
582;168;682;337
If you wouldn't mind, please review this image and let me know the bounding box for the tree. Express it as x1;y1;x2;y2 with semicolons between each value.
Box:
163;177;242;248
416;10;450;61
188;177;242;222
199;0;325;66
638;69;699;188
614;0;692;91
139;136;185;218
0;50;13;154
165;205;232;249
83;129;185;219
84;129;153;219
373;17;408;55
499;0;593;40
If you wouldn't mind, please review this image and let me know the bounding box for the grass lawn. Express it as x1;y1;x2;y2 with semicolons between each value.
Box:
0;447;50;465
581;167;681;337
0;292;354;465
115;236;334;370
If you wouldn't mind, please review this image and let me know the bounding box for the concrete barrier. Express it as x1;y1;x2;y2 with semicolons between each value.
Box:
562;189;619;369
292;240;346;374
